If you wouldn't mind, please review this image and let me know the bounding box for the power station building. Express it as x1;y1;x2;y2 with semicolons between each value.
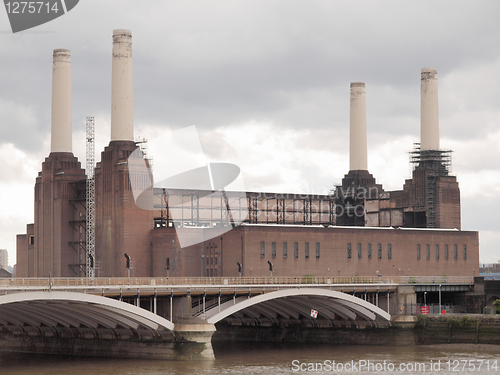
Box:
16;30;479;279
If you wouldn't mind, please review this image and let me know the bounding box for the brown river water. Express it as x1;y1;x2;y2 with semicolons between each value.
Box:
0;342;499;374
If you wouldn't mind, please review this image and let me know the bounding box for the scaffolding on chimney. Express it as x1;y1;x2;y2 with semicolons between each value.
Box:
86;116;96;278
409;143;452;228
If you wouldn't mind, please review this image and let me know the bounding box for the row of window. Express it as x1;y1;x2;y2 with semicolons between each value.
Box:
347;243;468;260
347;243;391;259
417;244;467;260
261;242;320;259
206;256;218;265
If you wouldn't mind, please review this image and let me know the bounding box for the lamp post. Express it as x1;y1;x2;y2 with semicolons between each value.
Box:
171;239;175;277
124;253;131;278
267;261;273;277
237;262;242;277
439;284;442;314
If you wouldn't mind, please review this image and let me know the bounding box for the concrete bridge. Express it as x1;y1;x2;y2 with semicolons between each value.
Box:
0;276;473;360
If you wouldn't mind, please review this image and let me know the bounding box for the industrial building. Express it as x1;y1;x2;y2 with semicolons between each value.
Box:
16;30;479;279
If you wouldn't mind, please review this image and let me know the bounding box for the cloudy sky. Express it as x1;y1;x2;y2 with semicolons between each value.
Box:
1;0;500;267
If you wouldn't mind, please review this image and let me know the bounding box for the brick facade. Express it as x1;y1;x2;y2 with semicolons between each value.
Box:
150;225;479;278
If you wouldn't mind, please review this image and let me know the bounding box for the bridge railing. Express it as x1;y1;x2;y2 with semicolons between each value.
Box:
0;275;474;289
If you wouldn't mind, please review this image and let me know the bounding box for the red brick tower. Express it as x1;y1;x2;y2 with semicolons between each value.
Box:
32;49;87;277
94;30;153;277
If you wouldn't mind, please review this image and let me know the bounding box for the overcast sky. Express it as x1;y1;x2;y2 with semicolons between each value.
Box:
1;0;500;267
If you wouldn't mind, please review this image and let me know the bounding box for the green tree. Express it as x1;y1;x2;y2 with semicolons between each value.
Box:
493;299;500;314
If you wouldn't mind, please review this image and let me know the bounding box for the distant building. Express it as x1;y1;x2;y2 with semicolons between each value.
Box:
0;268;11;278
0;249;8;271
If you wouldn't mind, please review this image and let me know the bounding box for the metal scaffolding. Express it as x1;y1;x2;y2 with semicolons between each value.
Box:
409;143;452;228
85;117;96;278
152;189;336;228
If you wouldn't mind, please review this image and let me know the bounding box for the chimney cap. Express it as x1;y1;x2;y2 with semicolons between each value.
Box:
53;49;70;62
422;67;437;74
350;82;365;88
53;48;70;54
113;29;132;36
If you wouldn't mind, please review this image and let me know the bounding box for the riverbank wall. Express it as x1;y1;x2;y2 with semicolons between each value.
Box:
212;315;500;346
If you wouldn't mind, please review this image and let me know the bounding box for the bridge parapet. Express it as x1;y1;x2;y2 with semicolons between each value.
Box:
0;275;473;291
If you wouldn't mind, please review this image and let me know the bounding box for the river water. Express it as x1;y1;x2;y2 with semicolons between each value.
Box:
1;342;499;374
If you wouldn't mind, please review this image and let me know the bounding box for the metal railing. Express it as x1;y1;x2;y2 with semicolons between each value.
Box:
0;275;474;290
398;276;473;284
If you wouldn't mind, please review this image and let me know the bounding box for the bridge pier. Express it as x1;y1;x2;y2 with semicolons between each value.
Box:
173;319;217;360
172;295;193;321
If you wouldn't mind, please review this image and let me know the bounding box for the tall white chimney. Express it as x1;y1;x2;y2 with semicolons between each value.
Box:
111;29;134;141
51;49;72;153
420;68;440;151
349;82;368;171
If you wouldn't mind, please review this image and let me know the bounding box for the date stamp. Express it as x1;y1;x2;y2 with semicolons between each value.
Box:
2;0;80;33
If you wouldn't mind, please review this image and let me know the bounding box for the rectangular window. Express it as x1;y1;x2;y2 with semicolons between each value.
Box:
215;256;218;265
368;243;372;259
463;245;467;260
305;242;309;258
28;235;34;245
426;244;430;260
347;243;352;259
417;244;421;260
445;245;449;260
283;242;288;258
294;242;299;259
436;244;439;260
454;244;458;260
378;244;382;259
388;244;392;260
260;242;265;258
358;243;362;259
272;242;276;258
316;243;320;258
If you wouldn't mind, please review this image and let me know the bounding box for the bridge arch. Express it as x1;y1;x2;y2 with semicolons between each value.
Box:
206;288;390;324
0;291;174;336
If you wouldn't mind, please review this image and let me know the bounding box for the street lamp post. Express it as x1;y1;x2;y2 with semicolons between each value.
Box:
237;262;242;277
439;285;442;314
172;239;175;277
124;253;131;278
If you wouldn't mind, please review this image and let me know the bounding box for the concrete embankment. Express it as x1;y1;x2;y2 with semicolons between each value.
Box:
3;315;500;359
412;315;500;345
213;315;500;346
